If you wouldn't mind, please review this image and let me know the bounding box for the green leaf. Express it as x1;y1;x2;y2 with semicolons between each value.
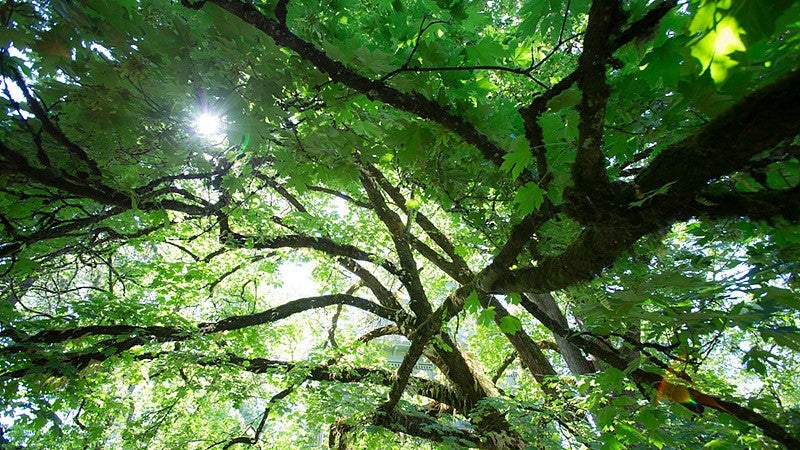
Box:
546;86;581;111
464;290;481;313
477;306;496;327
765;159;799;189
404;198;422;209
639;39;686;87
732;0;795;42
498;315;521;334
500;139;533;179
688;2;748;84
465;38;505;65
760;327;800;351
514;182;545;216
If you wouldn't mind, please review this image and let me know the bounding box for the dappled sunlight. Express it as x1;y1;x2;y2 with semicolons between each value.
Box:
2;0;799;448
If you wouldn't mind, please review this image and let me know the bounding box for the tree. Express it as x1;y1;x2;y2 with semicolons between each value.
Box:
2;0;800;447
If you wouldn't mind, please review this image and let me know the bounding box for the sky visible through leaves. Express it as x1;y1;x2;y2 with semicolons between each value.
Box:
1;0;800;449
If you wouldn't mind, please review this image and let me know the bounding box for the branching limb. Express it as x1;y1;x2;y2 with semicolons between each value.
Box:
218;222;404;278
379;15;450;82
485;295;558;396
326;303;344;348
1;294;400;380
373;408;499;449
494;70;800;295
221;385;295;449
212;354;466;409
361;161;472;281
383;64;549;88
359;169;432;318
205;0;509;168
519;0;679;143
517;294;800;449
570;0;625;202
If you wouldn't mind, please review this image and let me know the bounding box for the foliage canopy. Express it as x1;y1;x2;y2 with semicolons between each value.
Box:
2;0;800;448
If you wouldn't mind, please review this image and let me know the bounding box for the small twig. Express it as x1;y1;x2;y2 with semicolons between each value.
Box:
491;352;517;384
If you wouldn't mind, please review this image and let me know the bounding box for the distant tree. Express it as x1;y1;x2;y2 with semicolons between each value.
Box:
2;0;799;448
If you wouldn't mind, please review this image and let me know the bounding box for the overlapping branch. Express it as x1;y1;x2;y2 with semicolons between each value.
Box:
1;294;397;380
493;69;800;295
517;295;800;448
207;0;509;168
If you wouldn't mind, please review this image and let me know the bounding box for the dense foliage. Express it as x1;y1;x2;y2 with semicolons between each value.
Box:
2;0;800;448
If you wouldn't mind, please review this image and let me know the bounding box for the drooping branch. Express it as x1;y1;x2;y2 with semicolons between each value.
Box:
4;66;102;177
0;204;126;258
0;137;216;261
204;294;398;333
218;221;404;278
1;336;144;380
10;294;396;345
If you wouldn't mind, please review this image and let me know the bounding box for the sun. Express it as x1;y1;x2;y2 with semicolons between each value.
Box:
192;112;224;138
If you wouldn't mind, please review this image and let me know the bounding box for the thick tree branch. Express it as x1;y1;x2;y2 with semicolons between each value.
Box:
0;142;131;208
571;0;623;193
359;170;432;319
372;408;496;449
520;0;678;123
214;354;467;411
527;293;595;375
635;70;800;200
3;294;398;377
693;187;800;222
486;295;558;396
493;70;800;294
206;0;508;168
361;161;472;281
